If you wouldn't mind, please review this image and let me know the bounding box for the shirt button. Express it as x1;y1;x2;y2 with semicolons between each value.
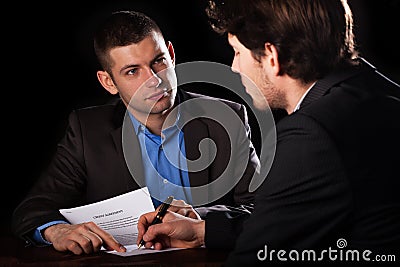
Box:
163;179;168;184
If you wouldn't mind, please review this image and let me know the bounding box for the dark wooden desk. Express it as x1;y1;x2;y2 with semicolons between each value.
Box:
0;235;230;266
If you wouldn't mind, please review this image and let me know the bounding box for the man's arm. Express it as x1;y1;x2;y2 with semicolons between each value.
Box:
231;103;260;205
11;110;87;245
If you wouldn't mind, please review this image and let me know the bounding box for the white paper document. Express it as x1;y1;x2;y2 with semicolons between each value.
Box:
59;187;154;247
59;187;186;256
107;244;184;257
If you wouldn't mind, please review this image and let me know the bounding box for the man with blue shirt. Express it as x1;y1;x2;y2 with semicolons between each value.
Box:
11;10;260;255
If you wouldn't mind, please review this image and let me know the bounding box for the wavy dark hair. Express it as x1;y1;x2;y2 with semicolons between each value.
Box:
206;0;359;84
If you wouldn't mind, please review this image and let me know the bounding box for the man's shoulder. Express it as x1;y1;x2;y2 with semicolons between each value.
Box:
72;97;122;115
67;97;124;128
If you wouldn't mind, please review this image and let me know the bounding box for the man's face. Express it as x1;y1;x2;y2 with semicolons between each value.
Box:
107;31;177;120
228;34;286;111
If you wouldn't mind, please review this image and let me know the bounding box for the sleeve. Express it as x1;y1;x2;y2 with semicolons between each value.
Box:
231;104;260;205
11;110;87;246
195;204;253;250
32;220;70;245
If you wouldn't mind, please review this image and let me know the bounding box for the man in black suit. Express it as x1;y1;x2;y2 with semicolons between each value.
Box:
11;10;259;255
137;0;400;265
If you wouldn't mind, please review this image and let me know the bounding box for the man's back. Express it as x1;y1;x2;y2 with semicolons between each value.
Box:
298;61;400;252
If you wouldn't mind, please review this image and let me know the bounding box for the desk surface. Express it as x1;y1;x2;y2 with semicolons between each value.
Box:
0;235;230;266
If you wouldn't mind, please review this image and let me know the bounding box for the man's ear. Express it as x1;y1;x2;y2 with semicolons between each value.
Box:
166;41;175;66
97;70;118;95
264;42;280;76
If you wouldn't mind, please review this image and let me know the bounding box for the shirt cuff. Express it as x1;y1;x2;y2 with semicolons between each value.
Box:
33;220;70;245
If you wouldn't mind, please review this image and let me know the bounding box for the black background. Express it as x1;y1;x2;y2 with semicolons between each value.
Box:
3;0;399;235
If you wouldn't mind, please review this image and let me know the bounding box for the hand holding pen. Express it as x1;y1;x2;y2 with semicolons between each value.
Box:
136;197;206;250
137;196;174;249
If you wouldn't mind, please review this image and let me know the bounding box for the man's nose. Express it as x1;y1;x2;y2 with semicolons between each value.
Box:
145;69;162;88
231;58;240;74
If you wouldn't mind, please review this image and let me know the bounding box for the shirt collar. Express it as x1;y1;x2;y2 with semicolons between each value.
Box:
128;105;182;137
128;112;145;136
293;81;316;113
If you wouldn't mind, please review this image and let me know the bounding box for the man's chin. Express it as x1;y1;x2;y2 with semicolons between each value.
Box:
253;100;270;111
150;101;175;115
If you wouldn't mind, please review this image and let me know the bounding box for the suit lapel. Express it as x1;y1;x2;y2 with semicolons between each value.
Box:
178;90;211;203
183;119;210;187
110;100;145;190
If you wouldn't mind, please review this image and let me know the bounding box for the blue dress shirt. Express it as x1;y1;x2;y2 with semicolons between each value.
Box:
128;111;192;208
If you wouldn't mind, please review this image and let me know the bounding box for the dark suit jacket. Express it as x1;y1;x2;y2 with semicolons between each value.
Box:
11;89;259;246
203;59;400;266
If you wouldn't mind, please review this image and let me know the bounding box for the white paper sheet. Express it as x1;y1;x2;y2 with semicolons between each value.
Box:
106;244;184;256
59;187;154;247
59;187;187;256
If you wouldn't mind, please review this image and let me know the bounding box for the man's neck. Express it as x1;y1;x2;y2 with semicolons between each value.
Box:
285;80;316;114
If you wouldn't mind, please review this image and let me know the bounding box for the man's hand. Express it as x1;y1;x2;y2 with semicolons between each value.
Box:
43;222;126;255
137;211;205;250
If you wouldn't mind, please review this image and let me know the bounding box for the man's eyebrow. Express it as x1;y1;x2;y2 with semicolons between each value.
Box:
119;52;166;74
119;63;140;74
150;52;166;64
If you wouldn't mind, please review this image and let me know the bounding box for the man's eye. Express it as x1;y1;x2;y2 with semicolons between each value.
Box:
127;68;138;75
154;58;167;65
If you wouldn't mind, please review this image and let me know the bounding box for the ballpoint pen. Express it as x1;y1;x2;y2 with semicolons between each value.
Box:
137;195;174;249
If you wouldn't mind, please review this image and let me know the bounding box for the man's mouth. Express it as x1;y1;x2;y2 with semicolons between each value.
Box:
146;88;172;101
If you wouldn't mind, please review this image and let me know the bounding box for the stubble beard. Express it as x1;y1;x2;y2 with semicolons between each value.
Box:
260;71;287;111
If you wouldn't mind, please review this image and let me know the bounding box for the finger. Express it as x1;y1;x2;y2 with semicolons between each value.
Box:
167;205;180;213
143;237;170;250
153;242;164;250
99;232;126;252
169;199;188;210
138;211;157;230
73;234;95;254
137;211;158;245
153;235;173;250
67;224;98;254
171;207;198;219
85;222;126;252
168;200;192;214
187;211;201;219
83;230;104;251
144;241;154;249
64;240;84;255
168;201;200;219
